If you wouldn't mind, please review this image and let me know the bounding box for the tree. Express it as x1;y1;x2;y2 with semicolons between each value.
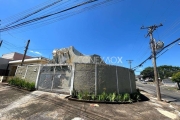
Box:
172;72;180;90
141;65;180;80
140;67;154;79
158;65;180;79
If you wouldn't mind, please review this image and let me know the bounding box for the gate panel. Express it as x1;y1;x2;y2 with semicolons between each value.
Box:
38;65;72;94
38;66;54;91
52;66;71;93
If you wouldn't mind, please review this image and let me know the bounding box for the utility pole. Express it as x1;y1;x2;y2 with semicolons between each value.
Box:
141;23;163;101
126;60;133;69
0;20;1;46
0;40;2;47
21;40;30;66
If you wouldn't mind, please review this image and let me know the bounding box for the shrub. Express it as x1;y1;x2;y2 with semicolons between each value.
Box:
8;77;35;91
116;94;123;102
99;91;107;101
91;94;96;100
123;93;131;102
77;91;83;100
82;91;90;100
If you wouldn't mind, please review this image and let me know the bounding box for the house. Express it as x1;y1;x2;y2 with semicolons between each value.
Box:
0;58;9;76
8;46;137;95
2;52;32;60
0;52;49;82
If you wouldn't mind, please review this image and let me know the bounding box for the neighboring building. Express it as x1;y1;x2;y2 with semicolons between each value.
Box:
8;57;49;76
52;46;105;64
0;58;9;76
0;52;49;77
2;52;32;60
136;75;143;81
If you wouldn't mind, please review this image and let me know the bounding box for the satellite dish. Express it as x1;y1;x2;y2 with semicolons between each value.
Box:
156;40;164;50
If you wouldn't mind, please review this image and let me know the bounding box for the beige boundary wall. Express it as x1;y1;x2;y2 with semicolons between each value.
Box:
73;63;136;95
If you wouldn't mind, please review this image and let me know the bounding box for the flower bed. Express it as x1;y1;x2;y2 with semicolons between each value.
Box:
69;89;141;103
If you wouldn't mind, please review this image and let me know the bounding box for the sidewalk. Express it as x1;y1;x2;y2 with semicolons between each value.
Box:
0;83;180;120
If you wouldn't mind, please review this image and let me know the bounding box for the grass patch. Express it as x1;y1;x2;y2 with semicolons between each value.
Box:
8;77;35;91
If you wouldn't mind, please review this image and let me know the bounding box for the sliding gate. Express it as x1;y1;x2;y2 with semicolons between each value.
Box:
37;65;72;94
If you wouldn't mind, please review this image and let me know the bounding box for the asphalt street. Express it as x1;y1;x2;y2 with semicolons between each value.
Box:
136;81;180;105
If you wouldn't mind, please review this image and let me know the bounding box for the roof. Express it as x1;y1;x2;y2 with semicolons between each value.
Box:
2;52;32;60
9;57;49;65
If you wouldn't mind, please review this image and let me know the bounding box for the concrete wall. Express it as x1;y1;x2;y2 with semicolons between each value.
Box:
73;64;95;93
15;63;136;95
15;65;39;83
15;66;27;78
25;66;39;83
73;63;136;94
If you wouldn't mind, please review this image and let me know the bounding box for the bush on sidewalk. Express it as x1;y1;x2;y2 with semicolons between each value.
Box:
8;77;35;91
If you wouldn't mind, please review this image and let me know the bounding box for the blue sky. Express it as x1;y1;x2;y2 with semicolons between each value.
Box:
0;0;180;74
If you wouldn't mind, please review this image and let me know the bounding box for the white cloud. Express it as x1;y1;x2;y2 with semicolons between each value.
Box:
29;50;42;55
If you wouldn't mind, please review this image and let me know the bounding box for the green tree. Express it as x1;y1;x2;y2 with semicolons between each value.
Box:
158;65;180;79
141;65;180;80
172;72;180;90
140;67;154;79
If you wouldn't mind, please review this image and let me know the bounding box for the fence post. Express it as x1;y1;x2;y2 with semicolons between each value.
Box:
70;64;75;95
95;64;97;96
128;69;132;93
35;65;41;89
24;65;28;79
116;66;119;94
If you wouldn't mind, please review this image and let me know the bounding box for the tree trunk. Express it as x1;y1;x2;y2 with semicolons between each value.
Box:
177;82;180;90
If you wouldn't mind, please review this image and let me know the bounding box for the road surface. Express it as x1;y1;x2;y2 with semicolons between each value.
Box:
136;81;180;105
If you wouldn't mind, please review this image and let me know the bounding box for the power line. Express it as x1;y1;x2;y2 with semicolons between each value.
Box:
0;0;123;32
133;37;180;70
0;0;97;32
4;0;62;28
1;0;57;25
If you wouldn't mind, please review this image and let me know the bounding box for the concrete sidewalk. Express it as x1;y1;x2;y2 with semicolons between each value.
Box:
0;83;180;120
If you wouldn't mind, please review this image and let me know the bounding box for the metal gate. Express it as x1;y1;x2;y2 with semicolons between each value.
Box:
37;65;72;94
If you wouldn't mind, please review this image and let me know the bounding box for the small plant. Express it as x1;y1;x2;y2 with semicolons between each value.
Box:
116;94;123;102
107;93;116;102
77;91;83;100
82;91;90;100
123;93;131;102
91;94;96;100
100;91;107;101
